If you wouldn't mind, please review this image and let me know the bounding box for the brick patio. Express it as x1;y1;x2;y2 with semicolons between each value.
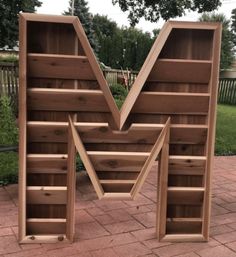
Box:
0;156;236;257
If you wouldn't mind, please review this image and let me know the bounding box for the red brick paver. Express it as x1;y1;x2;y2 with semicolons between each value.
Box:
0;156;236;257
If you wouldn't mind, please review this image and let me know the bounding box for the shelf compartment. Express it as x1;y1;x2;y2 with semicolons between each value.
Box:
27;53;95;80
166;218;202;234
26;186;67;204
27;88;109;112
87;151;149;171
26;218;66;235
168;155;206;175
27;204;66;218
148;59;212;83
97;171;139;180
167;187;204;205
27;154;68;174
168;174;203;187
133;92;209;114
27;174;67;186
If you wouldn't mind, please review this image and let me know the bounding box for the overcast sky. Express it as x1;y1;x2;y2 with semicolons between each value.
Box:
37;0;236;33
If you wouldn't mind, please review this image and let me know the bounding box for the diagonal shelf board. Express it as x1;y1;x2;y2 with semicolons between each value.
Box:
69;116;170;200
19;13;221;243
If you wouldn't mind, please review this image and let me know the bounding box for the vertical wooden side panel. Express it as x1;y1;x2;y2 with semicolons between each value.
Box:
156;124;170;240
18;14;27;242
202;25;222;240
66;115;76;242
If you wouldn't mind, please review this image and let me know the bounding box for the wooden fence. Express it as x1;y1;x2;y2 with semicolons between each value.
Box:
0;62;18;97
103;68;138;89
218;78;236;105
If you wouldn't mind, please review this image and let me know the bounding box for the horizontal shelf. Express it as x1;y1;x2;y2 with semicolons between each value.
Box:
167;187;205;205
27;154;68;174
27;88;109;112
133;92;209;115
26;218;66;235
87;151;150;156
102;192;132;200
27;121;163;144
87;151;148;172
26;186;67;204
148;58;212;84
166;217;202;222
161;234;205;242
168;155;206;175
100;179;136;184
27;53;96;80
27;121;208;145
21;234;68;244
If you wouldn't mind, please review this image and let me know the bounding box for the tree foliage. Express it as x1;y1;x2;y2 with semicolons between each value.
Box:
231;8;236;46
199;13;235;70
0;0;41;48
93;15;156;70
64;0;99;52
112;0;221;26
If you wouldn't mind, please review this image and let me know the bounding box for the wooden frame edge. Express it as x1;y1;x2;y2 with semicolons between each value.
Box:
160;234;206;242
18;13;27;242
119;23;172;129
72;18;120;129
20;12;77;23
19;235;70;244
68;116;104;199
202;23;222;240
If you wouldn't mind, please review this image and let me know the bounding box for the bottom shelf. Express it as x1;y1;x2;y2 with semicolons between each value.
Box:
166;218;202;234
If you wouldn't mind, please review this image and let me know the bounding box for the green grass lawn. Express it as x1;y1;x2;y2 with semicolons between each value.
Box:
215;104;236;155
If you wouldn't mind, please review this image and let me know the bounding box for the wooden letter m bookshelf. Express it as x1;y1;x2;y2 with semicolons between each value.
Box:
18;13;221;243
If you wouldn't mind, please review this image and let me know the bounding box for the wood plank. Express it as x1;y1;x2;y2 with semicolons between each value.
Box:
167;187;204;205
166;218;202;234
85;151;148;172
168;155;206;175
27;121;163;144
133;92;209;114
72;18;120;129
100;180;136;184
20;235;68;244
27;218;66;234
27;88;109;112
97;171;139;180
102;192;132;200
68;116;104;199
22;13;76;23
156;119;170;240
119;22;172;129
161;234;205;242
27;154;67;173
202;23;222;241
18;13;27;242
66;117;76;242
131;118;170;198
26;186;67;204
148;59;211;83
27;54;96;80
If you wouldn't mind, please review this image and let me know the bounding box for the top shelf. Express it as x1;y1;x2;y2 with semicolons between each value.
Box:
148;58;212;84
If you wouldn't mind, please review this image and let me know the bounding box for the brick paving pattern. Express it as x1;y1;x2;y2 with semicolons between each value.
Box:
0;156;235;257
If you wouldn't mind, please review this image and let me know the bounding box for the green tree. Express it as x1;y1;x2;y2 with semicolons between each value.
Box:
64;0;99;52
92;14;154;70
112;0;221;26
199;13;235;70
231;8;236;46
0;0;41;48
0;96;18;146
